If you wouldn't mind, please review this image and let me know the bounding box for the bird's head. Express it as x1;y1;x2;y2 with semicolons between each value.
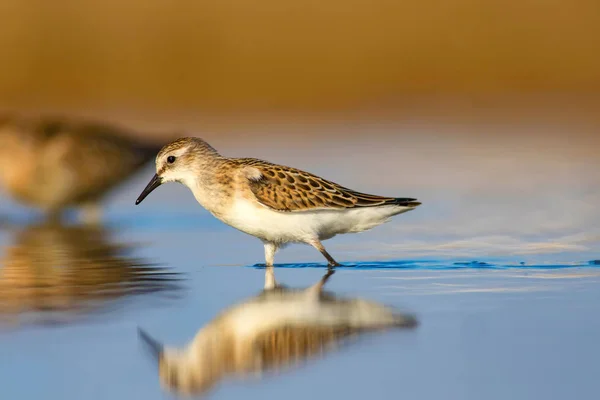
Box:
135;137;219;205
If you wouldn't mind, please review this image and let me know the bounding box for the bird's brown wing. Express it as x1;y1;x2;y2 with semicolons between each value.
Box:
238;158;419;212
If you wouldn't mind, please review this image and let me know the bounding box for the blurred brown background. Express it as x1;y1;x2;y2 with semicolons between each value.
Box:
1;1;599;120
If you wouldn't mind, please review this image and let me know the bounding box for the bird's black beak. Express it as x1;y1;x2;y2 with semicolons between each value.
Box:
137;327;163;362
136;174;162;205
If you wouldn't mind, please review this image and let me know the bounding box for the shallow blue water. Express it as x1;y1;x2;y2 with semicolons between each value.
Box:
251;259;600;270
1;162;599;400
3;262;600;400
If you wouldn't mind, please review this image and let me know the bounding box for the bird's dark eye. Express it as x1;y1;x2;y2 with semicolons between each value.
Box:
167;156;176;164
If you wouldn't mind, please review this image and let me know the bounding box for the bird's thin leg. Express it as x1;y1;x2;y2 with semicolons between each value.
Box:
264;242;279;290
309;239;341;268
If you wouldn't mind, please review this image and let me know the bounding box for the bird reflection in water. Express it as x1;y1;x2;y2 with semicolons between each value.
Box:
0;220;181;325
139;269;417;396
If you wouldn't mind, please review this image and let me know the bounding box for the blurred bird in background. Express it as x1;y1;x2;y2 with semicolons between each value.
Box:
0;115;162;224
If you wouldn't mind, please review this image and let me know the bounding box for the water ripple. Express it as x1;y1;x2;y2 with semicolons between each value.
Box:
250;259;600;270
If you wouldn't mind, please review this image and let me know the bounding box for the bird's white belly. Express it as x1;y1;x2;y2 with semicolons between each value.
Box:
218;197;409;244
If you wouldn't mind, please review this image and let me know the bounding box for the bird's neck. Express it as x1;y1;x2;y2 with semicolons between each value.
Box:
184;157;232;214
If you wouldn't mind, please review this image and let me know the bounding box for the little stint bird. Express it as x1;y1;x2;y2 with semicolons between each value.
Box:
0;115;161;223
135;137;421;267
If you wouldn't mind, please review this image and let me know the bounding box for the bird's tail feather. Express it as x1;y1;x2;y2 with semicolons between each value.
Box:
391;198;421;207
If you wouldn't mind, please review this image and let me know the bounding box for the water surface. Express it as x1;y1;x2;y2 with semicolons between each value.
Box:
1;130;599;399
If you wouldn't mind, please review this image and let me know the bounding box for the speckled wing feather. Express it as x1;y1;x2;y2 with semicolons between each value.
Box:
238;158;420;212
